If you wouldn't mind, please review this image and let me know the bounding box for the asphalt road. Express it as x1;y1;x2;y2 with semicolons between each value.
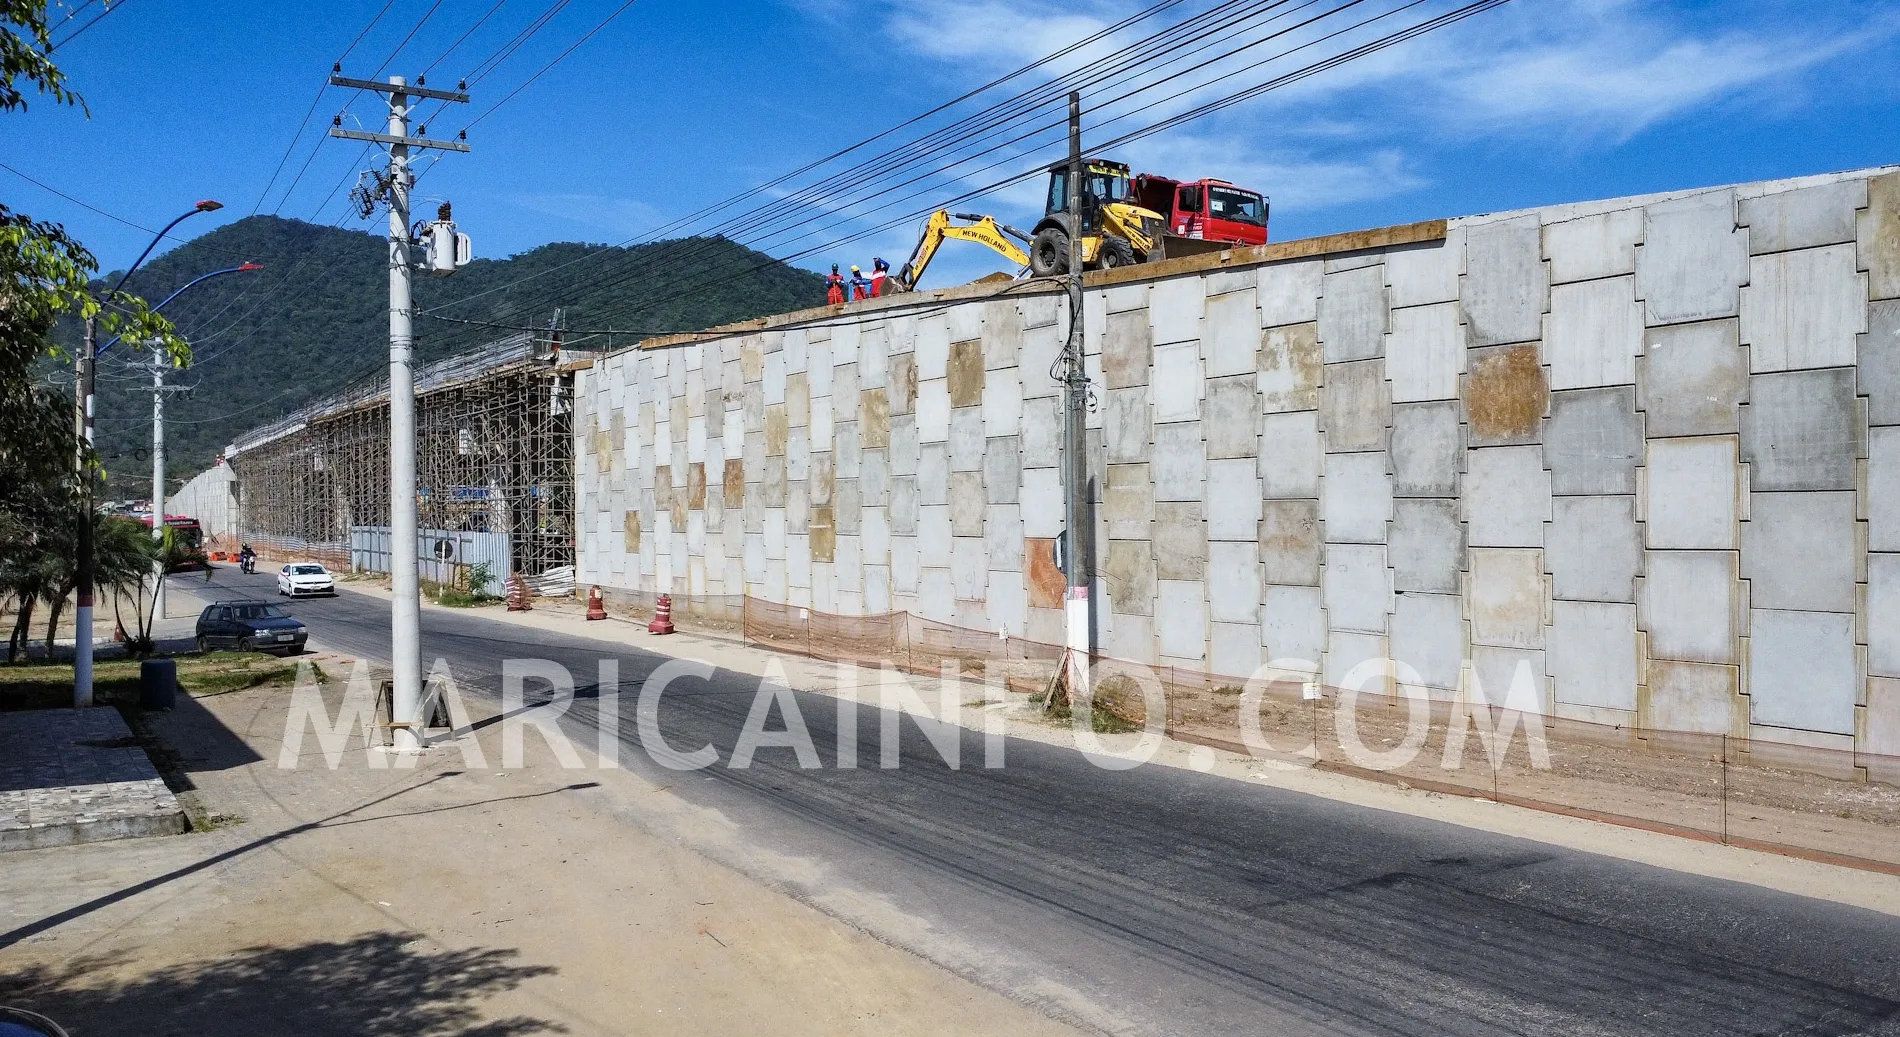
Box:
189;570;1900;1036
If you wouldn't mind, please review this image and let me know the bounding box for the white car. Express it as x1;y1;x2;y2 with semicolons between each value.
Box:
277;562;336;597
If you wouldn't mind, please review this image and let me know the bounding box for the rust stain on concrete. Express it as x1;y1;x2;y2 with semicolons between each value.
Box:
1466;344;1547;444
810;506;836;562
688;463;707;510
1026;538;1064;609
949;339;986;407
723;458;745;504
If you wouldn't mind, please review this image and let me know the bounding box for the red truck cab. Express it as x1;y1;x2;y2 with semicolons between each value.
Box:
1132;175;1269;247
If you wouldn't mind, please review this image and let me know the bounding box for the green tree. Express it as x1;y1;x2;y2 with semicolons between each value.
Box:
2;1;187;662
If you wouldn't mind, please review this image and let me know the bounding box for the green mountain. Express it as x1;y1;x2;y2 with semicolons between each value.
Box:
83;216;826;497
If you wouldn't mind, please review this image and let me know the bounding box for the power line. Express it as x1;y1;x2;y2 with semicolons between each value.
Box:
370;0;448;78
461;0;639;131
421;0;512;77
48;0;136;51
573;0;1505;335
250;0;402;215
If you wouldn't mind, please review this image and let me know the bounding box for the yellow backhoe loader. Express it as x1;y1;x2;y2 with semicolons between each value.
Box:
889;210;1034;292
1027;157;1170;275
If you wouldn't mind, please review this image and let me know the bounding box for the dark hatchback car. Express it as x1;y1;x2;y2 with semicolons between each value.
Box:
195;600;308;655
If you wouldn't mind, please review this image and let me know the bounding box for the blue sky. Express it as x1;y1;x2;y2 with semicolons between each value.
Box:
9;0;1900;291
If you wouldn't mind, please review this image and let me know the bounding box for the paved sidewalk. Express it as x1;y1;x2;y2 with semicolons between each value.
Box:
0;708;188;851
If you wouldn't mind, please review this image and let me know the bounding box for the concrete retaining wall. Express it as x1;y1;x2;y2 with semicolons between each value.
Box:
167;462;238;551
574;165;1900;757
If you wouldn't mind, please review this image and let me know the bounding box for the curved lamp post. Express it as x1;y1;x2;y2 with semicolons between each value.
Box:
74;199;223;707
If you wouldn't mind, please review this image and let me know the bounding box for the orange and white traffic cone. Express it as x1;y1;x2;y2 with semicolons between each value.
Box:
586;585;607;621
648;593;676;635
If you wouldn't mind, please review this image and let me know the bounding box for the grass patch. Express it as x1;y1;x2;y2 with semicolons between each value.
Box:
0;652;308;711
1027;693;1141;734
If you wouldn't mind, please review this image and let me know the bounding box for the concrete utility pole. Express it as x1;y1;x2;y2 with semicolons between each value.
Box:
74;321;96;706
328;71;470;750
1061;91;1092;694
151;352;167;621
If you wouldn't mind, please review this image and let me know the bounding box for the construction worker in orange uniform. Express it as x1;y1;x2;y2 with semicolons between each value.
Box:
826;264;845;305
849;265;870;301
870;257;890;297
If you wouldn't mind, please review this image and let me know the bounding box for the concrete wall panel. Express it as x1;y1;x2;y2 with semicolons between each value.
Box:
1387;303;1463;403
1466;344;1548;447
1260;499;1323;587
1641;550;1736;663
1103;386;1152;463
1156;579;1208;661
1742;491;1857;613
1257;260;1322;328
1462;217;1544;346
1206;458;1261;541
1863;300;1900;426
1390;401;1462;497
1210;622;1264;680
1204;375;1261;459
1468;646;1545;710
1639;320;1746;437
1463;446;1550;548
1149;276;1205;346
1865;172;1900;301
1738;369;1858;491
1546;276;1642;389
1204;289;1261;377
1155;501;1208;581
1320;359;1390;453
1325;631;1390;692
1545;386;1642;495
1390;591;1463;691
1104;463;1155;541
1263;585;1325;666
1468;547;1545;649
1260;411;1322;498
1639;191;1747;325
1324;543;1392;634
1551;600;1638;711
1544;208;1642;284
1323;452;1394;544
1867;553;1900;678
1644;438;1738;550
1547;495;1641;604
1874;426;1900;553
1105;540;1156;616
1259;322;1322;413
1740;245;1866;372
1318;264;1387;362
1385;238;1461;308
1748;608;1857;735
1646;660;1739;736
1153;422;1207;501
1740;179;1863;254
1209;541;1263;624
1153;340;1205;423
1390;498;1462;594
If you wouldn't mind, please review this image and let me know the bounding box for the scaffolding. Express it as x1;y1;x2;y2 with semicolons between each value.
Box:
226;334;580;579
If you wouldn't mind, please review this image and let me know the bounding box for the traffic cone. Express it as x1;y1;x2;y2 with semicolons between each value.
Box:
586;585;606;621
648;593;676;635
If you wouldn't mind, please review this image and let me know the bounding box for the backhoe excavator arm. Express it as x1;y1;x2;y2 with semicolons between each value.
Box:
895;210;1033;291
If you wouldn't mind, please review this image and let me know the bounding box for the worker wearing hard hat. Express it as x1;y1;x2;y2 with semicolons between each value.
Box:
849;265;871;301
827;264;845;305
870;257;891;297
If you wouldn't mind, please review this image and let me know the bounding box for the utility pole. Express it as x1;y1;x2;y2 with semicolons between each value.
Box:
329;70;470;751
1061;90;1092;697
151;352;166;620
74;321;96;707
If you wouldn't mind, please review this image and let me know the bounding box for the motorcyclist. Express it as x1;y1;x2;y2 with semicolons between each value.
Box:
239;543;256;574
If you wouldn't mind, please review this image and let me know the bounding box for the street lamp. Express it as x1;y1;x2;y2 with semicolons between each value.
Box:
110;263;264;623
73;199;223;707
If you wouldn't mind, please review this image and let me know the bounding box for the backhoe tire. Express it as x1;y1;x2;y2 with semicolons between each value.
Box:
1030;227;1070;277
1099;235;1136;270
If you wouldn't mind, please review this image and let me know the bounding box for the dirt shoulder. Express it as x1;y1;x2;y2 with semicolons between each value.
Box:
0;660;1086;1037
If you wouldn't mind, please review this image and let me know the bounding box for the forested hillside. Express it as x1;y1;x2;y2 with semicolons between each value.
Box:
80;216;826;497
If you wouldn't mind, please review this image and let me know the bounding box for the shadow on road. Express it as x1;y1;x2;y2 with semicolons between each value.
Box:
0;932;563;1036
